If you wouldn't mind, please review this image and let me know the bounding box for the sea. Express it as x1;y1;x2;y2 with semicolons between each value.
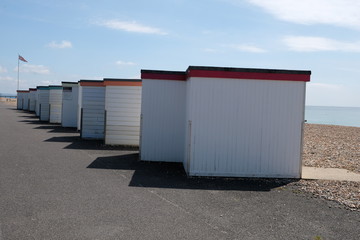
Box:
305;106;360;128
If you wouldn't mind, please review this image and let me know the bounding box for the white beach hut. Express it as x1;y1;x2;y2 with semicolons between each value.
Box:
35;86;45;117
61;82;79;128
141;66;311;178
16;90;28;110
22;91;30;111
79;80;105;139
77;82;82;131
28;88;37;112
48;85;63;124
38;86;50;121
140;71;186;162
103;78;142;146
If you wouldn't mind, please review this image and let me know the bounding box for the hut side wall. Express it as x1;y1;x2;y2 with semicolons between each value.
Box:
29;91;36;111
39;90;50;121
49;89;63;123
77;85;82;131
35;91;40;116
105;86;142;146
140;79;186;162
184;77;305;178
23;93;29;110
62;85;79;128
81;86;105;139
16;92;23;109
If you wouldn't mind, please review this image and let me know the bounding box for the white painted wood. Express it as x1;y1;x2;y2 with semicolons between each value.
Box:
140;79;186;162
61;83;79;128
35;89;40;116
29;90;36;111
23;92;29;110
81;86;105;139
39;88;50;121
49;88;63;123
105;86;142;146
184;77;305;178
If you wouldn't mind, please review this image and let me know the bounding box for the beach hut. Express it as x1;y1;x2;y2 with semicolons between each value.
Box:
38;86;50;121
48;85;63;124
22;91;30;111
28;88;37;112
79;80;105;139
77;82;82;131
141;66;311;178
140;71;186;162
35;86;46;117
16;90;28;110
61;82;79;128
103;78;142;146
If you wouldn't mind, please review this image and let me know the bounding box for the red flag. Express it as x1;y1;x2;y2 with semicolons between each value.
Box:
18;55;28;62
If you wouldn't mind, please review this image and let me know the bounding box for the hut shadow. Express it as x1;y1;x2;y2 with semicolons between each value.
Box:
87;154;298;192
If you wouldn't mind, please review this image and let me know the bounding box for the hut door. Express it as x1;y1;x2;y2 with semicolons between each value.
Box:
186;120;192;173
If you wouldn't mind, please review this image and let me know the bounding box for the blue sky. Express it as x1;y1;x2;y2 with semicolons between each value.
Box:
0;0;359;107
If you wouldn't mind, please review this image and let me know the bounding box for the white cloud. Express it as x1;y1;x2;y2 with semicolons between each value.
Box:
0;65;7;73
0;76;13;81
47;40;73;48
283;36;360;52
246;0;360;29
229;44;267;53
115;60;136;66
96;19;167;35
15;64;50;74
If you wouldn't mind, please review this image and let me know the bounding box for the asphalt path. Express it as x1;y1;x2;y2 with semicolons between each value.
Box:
0;102;359;240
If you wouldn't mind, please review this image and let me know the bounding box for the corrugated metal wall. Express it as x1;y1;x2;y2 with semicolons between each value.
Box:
77;85;82;131
140;80;186;162
23;93;29;110
105;86;142;145
62;85;79;128
35;91;40;116
184;78;305;178
81;86;105;139
39;89;50;121
49;89;63;123
16;92;22;109
29;91;36;111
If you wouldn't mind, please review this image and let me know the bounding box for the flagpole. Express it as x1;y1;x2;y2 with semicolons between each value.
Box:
17;54;20;90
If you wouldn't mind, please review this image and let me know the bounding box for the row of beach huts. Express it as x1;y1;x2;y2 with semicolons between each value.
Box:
16;66;311;178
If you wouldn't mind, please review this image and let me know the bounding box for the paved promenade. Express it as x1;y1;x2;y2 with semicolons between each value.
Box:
0;102;359;240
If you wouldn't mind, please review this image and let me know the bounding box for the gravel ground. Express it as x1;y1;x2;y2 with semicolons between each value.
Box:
295;123;360;211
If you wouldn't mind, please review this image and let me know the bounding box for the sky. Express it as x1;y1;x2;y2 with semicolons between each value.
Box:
0;0;359;107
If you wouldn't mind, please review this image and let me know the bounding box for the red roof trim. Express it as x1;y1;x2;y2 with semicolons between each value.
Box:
141;72;186;81
17;90;30;93
187;69;310;82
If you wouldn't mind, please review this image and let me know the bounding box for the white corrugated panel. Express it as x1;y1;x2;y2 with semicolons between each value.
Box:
105;86;142;146
81;86;105;139
35;90;40;116
140;79;186;162
62;84;79;128
184;77;305;178
29;91;36;111
49;88;63;123
77;85;82;130
16;92;22;109
39;89;50;121
23;92;29;110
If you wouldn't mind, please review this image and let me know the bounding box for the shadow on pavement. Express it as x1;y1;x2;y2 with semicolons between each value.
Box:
87;154;298;191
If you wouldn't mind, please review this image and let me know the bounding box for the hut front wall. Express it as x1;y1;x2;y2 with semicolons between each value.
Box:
39;90;50;121
81;86;105;139
140;79;186;162
23;93;29;110
62;85;79;128
77;85;82;131
105;86;142;146
49;89;63;123
184;77;306;178
16;92;23;109
35;91;40;116
29;91;36;111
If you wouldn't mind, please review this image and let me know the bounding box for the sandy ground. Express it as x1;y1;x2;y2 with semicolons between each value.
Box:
0;97;17;106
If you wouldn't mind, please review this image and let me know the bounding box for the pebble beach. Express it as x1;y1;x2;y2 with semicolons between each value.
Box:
295;124;360;210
